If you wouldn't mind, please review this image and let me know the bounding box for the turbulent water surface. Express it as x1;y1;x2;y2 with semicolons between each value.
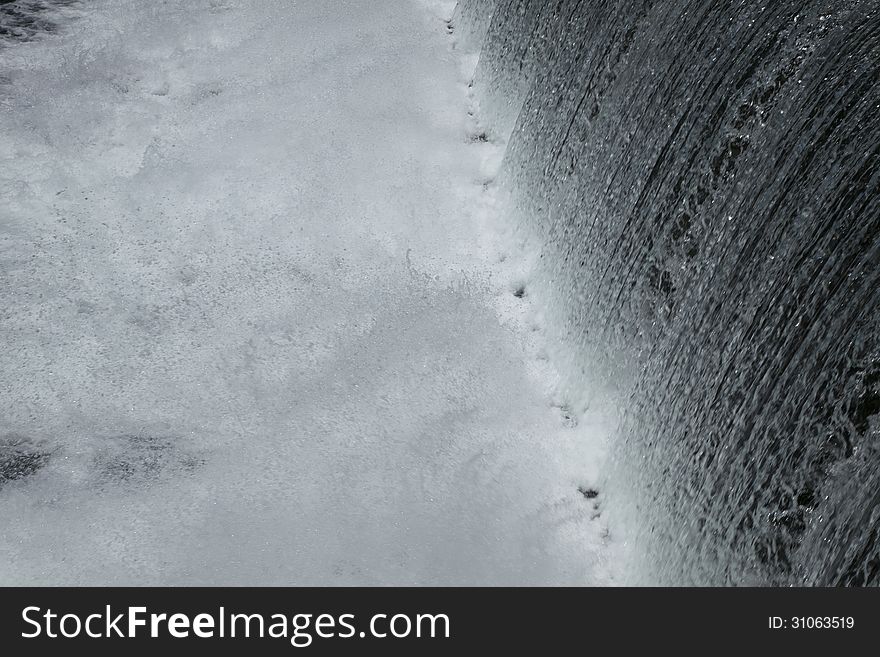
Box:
0;0;612;585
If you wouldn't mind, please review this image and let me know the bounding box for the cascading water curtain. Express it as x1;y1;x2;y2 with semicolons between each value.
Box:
458;0;880;585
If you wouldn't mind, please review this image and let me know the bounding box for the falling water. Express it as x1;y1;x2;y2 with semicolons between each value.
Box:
458;0;880;585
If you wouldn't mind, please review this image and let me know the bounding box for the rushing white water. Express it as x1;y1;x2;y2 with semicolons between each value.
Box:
0;0;615;584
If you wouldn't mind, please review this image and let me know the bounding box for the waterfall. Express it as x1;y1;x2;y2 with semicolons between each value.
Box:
458;0;880;585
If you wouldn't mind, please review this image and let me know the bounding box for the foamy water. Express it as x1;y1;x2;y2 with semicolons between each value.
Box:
0;0;614;585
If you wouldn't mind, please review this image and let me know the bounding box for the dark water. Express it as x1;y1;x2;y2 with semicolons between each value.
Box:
0;0;78;42
457;0;880;585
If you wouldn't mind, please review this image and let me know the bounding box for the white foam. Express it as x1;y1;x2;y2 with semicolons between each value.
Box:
0;0;613;585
